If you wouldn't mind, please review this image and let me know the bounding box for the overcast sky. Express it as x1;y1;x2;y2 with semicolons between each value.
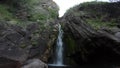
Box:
53;0;109;17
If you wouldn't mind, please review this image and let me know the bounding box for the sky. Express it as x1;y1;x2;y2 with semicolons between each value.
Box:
53;0;109;17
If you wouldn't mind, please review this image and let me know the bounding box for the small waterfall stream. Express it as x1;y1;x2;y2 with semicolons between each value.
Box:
49;24;64;66
54;24;64;66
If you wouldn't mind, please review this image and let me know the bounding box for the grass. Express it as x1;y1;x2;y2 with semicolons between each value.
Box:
86;19;117;30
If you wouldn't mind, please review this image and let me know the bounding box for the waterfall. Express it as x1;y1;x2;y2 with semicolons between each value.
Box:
49;24;64;66
54;24;64;65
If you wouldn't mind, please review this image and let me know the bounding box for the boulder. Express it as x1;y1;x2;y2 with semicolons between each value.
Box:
21;59;48;68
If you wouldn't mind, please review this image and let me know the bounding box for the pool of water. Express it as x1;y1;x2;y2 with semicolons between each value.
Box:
48;64;119;68
48;61;120;68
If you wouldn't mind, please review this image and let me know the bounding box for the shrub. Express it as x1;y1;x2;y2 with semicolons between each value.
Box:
28;13;47;22
48;8;58;19
0;4;14;20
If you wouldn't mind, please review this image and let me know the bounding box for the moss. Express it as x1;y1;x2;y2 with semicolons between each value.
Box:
64;35;76;55
31;40;38;46
20;44;27;48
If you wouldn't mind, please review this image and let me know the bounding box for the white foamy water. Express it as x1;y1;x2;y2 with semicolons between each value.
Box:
49;24;64;66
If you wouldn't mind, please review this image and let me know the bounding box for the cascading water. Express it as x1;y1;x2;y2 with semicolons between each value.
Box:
49;24;64;66
54;24;64;66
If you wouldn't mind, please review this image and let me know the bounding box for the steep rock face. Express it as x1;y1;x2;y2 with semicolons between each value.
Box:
62;2;120;64
0;0;59;67
0;0;59;21
0;21;30;62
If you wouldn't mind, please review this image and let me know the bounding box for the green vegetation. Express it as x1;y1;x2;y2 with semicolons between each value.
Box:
20;44;27;48
29;13;47;22
86;19;117;29
0;0;58;29
48;8;58;19
28;8;58;22
31;40;38;46
64;35;76;55
0;4;14;21
66;1;119;30
26;0;40;7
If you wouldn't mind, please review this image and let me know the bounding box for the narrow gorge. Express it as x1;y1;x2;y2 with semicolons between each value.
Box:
0;0;120;68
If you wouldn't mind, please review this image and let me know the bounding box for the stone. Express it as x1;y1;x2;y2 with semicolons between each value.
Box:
115;32;120;38
22;59;48;68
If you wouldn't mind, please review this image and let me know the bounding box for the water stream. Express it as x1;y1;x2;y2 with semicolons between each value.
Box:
49;24;64;66
54;24;64;66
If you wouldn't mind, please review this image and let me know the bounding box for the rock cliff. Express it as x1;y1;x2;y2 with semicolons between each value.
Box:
62;2;120;64
0;0;59;68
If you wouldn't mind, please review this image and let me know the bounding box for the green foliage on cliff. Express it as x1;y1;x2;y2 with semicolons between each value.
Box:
0;0;58;28
0;4;14;20
86;19;117;29
29;13;47;21
64;35;76;55
48;8;58;19
66;1;119;29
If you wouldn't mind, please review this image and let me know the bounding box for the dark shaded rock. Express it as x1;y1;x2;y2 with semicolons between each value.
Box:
26;23;39;34
0;57;21;68
62;8;120;64
0;22;31;62
0;21;58;63
29;28;58;62
10;25;27;37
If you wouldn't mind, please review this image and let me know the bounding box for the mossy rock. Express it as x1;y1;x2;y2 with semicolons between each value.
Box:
64;35;76;56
